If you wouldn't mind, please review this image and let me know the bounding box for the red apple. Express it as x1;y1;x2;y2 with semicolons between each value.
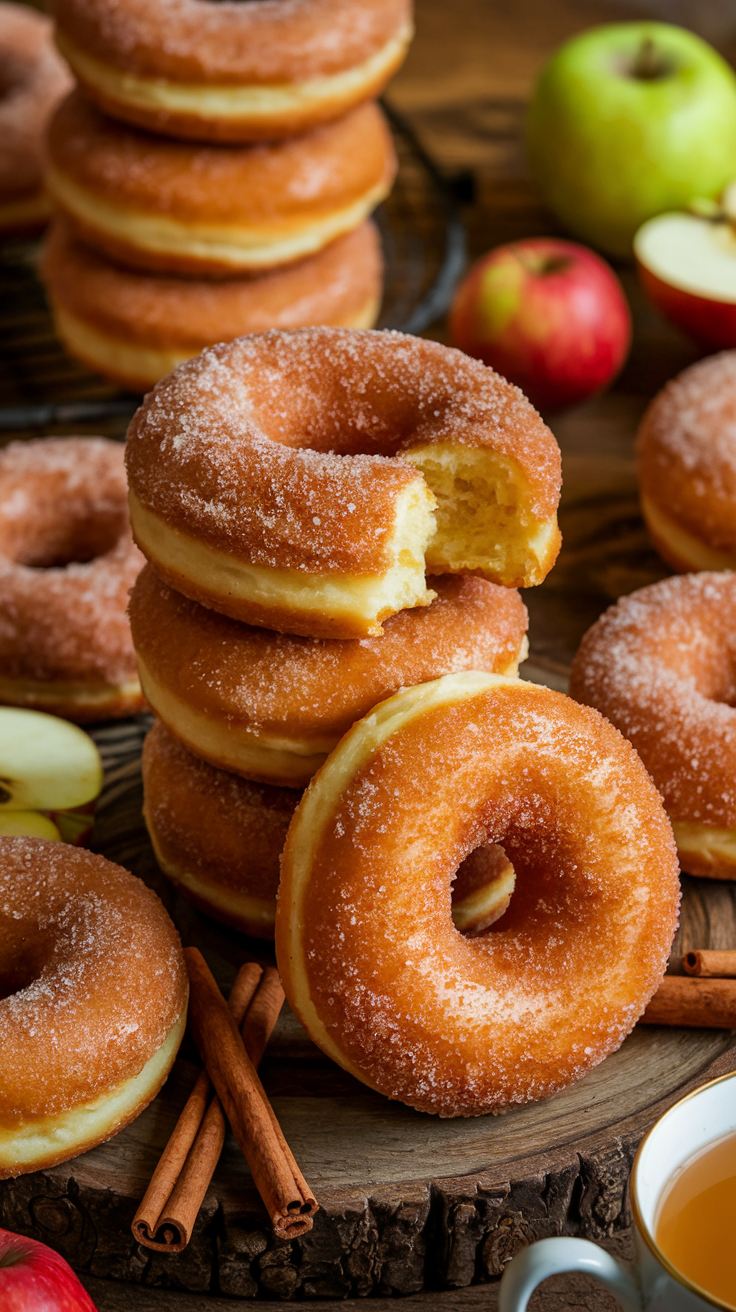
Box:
635;209;736;347
0;1227;97;1311
449;237;631;410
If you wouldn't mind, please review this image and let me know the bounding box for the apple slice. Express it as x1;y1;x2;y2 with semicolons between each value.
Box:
635;210;736;346
0;708;103;813
0;811;62;840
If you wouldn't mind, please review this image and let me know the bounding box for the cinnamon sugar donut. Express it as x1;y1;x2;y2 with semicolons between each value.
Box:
276;672;680;1117
52;0;412;142
143;721;298;938
42;221;383;393
0;437;144;721
142;720;517;941
0;3;71;236
0;836;188;1176
128;564;529;786
46;91;395;277
570;572;736;881
125;328;561;639
637;352;736;573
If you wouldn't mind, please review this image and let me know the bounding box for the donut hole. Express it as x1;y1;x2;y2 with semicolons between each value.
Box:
0;53;28;100
0;933;50;1002
451;843;515;936
0;497;127;569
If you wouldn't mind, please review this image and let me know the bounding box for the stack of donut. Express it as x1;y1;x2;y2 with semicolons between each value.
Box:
127;327;682;1120
127;325;564;940
41;0;413;390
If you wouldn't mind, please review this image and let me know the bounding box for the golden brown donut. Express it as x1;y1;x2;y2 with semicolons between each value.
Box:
143;720;298;939
126;328;561;639
0;437;144;722
0;3;71;236
637;351;736;573
46;91;395;277
51;0;412;142
142;720;517;942
128;564;529;786
276;672;680;1117
0;836;188;1176
42;221;383;394
570;572;736;881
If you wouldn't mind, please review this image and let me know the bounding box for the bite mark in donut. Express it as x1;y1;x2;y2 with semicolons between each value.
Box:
125;329;561;639
276;672;679;1117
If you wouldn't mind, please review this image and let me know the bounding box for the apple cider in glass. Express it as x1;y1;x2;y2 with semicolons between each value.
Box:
655;1129;736;1307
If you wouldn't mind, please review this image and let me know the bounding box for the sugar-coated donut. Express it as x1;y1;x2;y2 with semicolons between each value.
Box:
570;572;736;881
52;0;412;142
46;92;395;277
0;3;71;236
126;328;561;639
143;720;297;938
276;672;680;1117
0;437;144;721
42;221;383;394
0;836;188;1176
129;564;529;786
637;352;736;573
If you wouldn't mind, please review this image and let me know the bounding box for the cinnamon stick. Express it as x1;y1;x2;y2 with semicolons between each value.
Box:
184;947;317;1240
641;975;736;1028
683;950;736;979
132;961;284;1251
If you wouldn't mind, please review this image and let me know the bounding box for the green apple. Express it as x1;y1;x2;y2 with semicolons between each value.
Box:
527;22;736;258
0;811;61;840
0;707;102;813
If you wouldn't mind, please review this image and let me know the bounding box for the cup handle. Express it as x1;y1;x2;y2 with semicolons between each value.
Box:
498;1237;643;1312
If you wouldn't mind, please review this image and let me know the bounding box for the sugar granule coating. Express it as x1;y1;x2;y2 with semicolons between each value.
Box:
637;350;736;554
0;3;71;207
51;0;410;83
276;676;679;1118
125;326;561;574
570;571;736;828
0;837;187;1127
130;565;528;761
0;437;143;706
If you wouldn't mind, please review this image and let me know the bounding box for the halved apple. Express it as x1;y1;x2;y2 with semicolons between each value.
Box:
635;209;736;346
0;810;62;840
0;708;103;814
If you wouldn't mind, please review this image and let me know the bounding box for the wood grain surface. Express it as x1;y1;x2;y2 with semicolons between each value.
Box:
4;0;736;1307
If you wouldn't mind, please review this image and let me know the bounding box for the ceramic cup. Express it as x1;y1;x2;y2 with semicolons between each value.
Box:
498;1069;736;1311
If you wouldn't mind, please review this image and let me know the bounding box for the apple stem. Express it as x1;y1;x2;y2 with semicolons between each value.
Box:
514;249;571;277
630;36;670;80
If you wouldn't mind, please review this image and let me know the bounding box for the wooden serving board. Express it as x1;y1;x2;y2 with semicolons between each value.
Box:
3;427;736;1301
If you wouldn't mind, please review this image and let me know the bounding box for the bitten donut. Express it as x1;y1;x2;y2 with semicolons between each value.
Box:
0;437;144;721
46;92;395;277
129;565;529;786
276;672;680;1117
52;0;413;142
143;720;298;938
637;352;736;573
42;221;383;393
0;3;71;236
142;721;516;941
570;572;736;881
126;328;561;639
0;837;188;1176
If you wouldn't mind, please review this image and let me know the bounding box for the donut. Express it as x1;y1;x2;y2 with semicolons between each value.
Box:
637;351;736;573
51;0;413;143
0;437;145;721
275;672;680;1117
46;91;395;277
142;720;516;941
42;221;383;394
128;564;529;787
0;836;188;1176
125;328;562;639
143;720;297;938
0;3;71;236
570;572;736;881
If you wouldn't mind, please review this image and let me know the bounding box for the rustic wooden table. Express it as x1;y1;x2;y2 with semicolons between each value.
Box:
15;0;736;1307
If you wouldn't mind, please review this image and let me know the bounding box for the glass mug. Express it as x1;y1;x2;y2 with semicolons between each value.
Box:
499;1069;736;1311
